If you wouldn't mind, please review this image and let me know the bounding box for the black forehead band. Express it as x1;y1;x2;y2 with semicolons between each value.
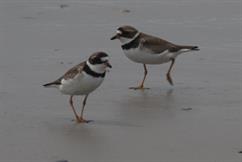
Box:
96;52;108;58
118;27;128;33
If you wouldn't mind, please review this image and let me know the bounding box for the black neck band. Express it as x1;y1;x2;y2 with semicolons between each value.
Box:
121;34;140;50
83;64;105;78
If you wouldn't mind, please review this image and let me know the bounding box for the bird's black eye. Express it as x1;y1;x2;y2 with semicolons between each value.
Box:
118;28;136;38
94;58;102;64
89;57;101;64
89;52;108;64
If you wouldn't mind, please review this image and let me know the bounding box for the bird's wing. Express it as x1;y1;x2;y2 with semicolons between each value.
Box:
43;61;86;87
62;61;86;80
139;33;177;54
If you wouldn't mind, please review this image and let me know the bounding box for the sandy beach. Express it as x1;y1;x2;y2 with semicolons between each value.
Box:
0;0;241;161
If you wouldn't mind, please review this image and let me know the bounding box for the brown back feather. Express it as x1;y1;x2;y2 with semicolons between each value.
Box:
43;61;85;87
140;33;199;53
139;33;176;54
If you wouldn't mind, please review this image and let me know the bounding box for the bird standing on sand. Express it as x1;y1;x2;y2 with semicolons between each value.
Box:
111;25;199;89
43;52;112;123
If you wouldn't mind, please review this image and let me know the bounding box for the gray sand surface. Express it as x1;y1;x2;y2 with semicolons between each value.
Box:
0;0;241;161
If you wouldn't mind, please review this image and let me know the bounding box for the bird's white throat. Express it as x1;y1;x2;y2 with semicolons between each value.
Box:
86;60;107;74
120;32;140;45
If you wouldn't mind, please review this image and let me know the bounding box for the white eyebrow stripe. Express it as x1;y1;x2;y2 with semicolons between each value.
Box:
117;30;122;34
101;57;109;62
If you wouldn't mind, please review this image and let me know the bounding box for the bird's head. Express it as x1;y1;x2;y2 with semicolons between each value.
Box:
87;52;112;73
111;25;139;44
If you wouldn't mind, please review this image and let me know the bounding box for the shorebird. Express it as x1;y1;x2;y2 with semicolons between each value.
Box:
111;25;199;89
43;52;112;123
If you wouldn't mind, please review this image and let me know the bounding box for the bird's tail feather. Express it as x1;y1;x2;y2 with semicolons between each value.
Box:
179;45;200;51
43;81;60;88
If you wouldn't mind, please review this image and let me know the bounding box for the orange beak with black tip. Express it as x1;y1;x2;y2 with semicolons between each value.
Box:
105;61;112;68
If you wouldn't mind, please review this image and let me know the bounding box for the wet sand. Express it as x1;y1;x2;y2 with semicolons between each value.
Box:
0;0;241;161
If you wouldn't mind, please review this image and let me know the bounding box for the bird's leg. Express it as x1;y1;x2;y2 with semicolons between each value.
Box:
79;95;90;123
69;95;81;123
130;64;149;90
166;58;175;86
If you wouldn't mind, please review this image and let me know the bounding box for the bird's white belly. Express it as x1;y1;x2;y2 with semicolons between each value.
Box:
59;72;104;95
123;48;177;64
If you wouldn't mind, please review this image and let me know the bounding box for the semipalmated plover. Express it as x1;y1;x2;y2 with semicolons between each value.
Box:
43;52;112;123
111;25;199;89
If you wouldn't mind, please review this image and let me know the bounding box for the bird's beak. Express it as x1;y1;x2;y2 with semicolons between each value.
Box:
105;61;112;68
110;34;119;40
